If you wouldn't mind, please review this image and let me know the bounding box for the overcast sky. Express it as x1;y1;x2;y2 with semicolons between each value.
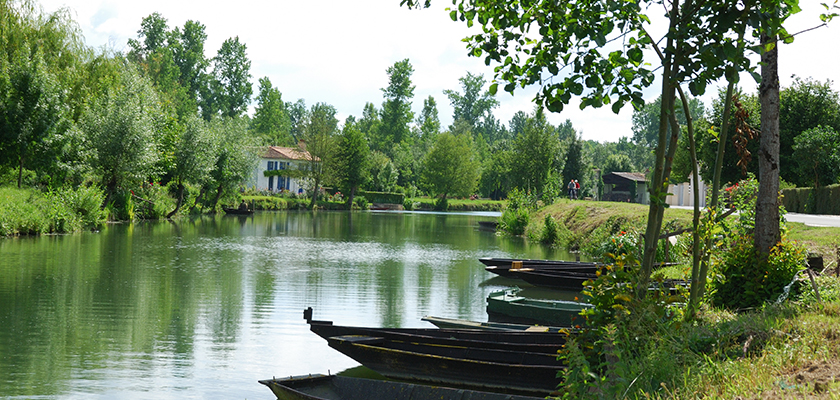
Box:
37;0;840;143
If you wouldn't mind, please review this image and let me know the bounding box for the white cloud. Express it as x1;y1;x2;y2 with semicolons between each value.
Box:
36;0;840;143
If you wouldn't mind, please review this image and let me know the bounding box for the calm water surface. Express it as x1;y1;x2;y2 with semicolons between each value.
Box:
0;211;579;399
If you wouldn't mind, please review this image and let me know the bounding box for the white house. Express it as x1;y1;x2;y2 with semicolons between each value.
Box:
250;144;315;195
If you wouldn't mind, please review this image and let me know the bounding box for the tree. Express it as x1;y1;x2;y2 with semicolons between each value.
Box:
369;151;398;192
302;102;338;208
421;131;479;200
508;108;559;198
165;115;216;217
697;89;761;185
631;95;704;149
792;125;840;188
251;77;292;145
779;77;840;185
0;54;68;187
603;154;633;175
333;119;371;207
443;72;499;133
81;65;161;201
205;117;257;209
416;96;440;139
561;133;584;197
400;0;796;297
210;37;252;119
287;98;307;142
379;59;415;154
172;20;210;105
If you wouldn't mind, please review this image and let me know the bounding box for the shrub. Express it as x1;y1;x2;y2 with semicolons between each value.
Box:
499;207;529;236
354;196;368;210
712;236;806;310
433;196;448;211
133;182;173;219
540;214;560;244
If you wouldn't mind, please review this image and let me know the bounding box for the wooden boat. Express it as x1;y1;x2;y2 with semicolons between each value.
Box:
486;288;592;327
303;308;567;354
222;207;254;215
479;257;602;279
508;268;597;290
258;373;546;400
325;335;563;395
420;315;569;333
510;269;691;293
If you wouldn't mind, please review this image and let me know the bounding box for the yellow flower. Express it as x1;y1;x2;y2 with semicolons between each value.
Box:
614;294;632;302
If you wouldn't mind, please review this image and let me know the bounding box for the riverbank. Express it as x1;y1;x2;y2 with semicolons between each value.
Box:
518;199;840;398
521;199;839;268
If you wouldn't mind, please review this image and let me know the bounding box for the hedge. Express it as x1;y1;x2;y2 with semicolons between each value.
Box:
782;184;840;215
358;191;405;205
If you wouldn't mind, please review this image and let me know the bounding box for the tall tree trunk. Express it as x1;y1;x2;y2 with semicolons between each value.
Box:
638;1;681;297
189;187;206;213
347;186;357;209
211;183;224;211
755;30;781;255
167;181;185;218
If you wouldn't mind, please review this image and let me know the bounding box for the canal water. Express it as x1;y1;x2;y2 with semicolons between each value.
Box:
0;211;579;399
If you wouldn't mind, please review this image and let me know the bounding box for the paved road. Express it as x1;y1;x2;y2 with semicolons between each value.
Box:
670;206;840;228
786;212;840;228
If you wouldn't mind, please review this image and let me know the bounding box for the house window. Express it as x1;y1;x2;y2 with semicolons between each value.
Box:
268;176;274;191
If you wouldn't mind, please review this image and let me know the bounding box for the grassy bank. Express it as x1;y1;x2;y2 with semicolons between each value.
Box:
513;199;840;399
520;199;838;268
0;186;106;236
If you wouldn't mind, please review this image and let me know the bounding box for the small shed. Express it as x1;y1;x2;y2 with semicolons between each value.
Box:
602;172;649;204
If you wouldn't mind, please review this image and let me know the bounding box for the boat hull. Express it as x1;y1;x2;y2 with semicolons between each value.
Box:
326;335;563;395
486;289;592;327
258;374;546;400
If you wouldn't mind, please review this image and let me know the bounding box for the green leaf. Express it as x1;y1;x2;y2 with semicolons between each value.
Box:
489;83;498;95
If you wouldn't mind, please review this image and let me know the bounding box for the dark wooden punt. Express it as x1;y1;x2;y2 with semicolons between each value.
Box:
304;308;567;354
258;374;546;400
479;258;602;279
510;269;691;293
326;335;563;395
486;288;592;327
420;315;569;333
222;207;254;215
508;268;597;290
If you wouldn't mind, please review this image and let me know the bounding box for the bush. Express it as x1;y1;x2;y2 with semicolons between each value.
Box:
105;189;135;221
134;182;174;219
595;230;641;262
433;196;448;211
712;236;806;310
540;214;560;244
499;207;529;236
354;196;368;210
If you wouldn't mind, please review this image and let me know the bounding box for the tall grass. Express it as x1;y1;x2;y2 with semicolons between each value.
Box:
0;186;105;236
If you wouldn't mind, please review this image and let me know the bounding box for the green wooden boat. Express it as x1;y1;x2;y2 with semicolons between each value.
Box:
486;288;592;327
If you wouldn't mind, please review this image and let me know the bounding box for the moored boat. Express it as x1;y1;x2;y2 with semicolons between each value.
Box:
486;288;592;326
508;268;597;290
304;308;568;354
325;335;563;395
258;373;546;400
222;207;254;215
420;315;570;333
480;258;602;279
